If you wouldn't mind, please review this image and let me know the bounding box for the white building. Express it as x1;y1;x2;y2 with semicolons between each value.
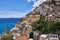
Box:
39;34;59;40
48;34;59;40
29;38;33;40
40;34;48;40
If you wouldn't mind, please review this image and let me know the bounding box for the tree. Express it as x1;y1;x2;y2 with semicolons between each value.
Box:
32;14;60;34
50;22;60;34
5;26;9;34
29;32;33;39
1;26;14;40
1;34;13;40
32;14;47;33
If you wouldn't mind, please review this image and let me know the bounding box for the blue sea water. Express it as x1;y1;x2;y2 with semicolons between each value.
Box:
0;18;20;34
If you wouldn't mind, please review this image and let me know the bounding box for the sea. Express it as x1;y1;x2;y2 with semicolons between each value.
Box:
0;18;20;34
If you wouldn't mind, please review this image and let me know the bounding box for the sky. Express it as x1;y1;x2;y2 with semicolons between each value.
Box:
0;0;46;18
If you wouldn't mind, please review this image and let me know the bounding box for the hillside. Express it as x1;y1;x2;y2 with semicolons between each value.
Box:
16;0;60;28
10;0;60;39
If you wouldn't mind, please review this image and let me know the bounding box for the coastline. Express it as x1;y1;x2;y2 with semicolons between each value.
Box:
0;18;20;34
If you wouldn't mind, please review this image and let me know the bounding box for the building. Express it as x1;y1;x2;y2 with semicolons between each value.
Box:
10;27;20;40
54;6;60;12
45;15;55;21
23;24;32;38
48;34;59;40
11;27;20;33
40;34;48;40
15;33;28;40
39;34;59;40
33;31;40;40
54;0;60;6
29;38;33;40
28;11;40;23
16;22;21;28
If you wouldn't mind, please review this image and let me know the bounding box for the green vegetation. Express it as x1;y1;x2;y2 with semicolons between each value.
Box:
1;34;13;40
1;27;14;40
32;15;60;34
29;32;33;38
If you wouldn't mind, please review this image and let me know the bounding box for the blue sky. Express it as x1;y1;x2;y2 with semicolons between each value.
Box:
0;0;46;18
